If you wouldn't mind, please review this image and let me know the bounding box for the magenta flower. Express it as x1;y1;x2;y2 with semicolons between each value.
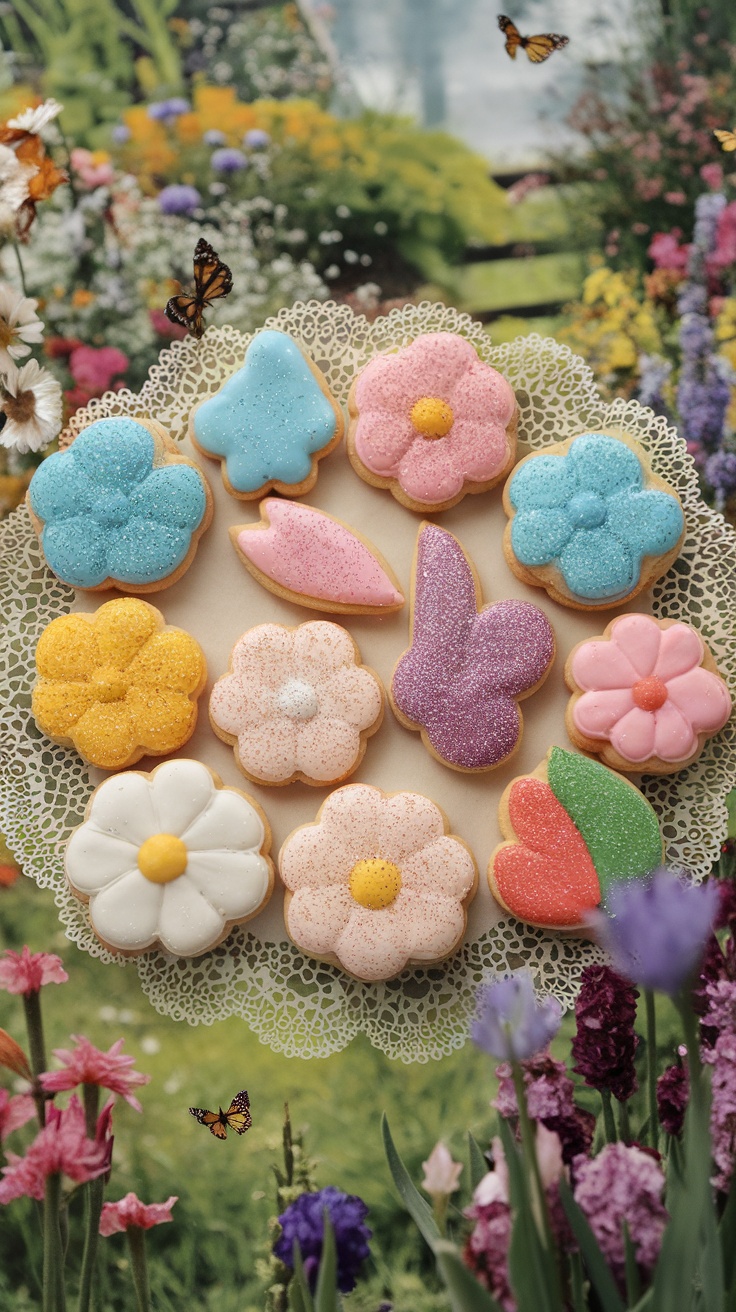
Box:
0;947;67;996
571;965;639;1102
99;1191;177;1236
702;980;736;1191
573;1143;668;1286
462;1197;515;1311
494;1052;595;1165
591;870;720;995
656;1061;688;1137
0;1090;35;1143
68;345;128;394
472;971;562;1062
40;1037;150;1111
648;230;690;270
0;1095;112;1203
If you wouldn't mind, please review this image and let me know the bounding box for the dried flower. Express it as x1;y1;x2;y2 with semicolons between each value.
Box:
273;1186;371;1293
573;1143;668;1286
99;1192;177;1235
421;1142;463;1197
472;971;562;1062
571;965;639;1102
591;869;719;995
0;1030;32;1081
0;1095;112;1203
40;1037;150;1111
656;1061;689;1136
0;359;63;454
0;947;67;996
0;1089;35;1143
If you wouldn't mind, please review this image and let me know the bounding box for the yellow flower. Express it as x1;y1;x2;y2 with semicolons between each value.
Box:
605;333;638;371
71;289;95;308
32;598;206;770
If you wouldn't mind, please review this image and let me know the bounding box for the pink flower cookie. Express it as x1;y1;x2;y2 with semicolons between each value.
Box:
347;332;518;512
279;783;478;981
209;621;384;786
565;614;731;773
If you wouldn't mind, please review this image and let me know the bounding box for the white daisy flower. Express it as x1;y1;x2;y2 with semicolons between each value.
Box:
0;287;45;371
0;144;37;214
7;99;64;135
0;359;62;454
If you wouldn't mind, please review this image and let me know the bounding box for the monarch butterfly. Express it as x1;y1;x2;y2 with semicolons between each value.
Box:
165;238;233;339
497;14;569;63
189;1089;252;1139
714;128;736;152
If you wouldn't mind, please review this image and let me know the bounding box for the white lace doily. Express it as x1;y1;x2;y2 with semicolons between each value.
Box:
2;301;735;1063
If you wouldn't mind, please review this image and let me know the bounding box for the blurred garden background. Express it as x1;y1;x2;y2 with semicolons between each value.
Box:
3;0;736;1307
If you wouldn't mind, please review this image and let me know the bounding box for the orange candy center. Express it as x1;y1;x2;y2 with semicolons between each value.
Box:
632;676;668;711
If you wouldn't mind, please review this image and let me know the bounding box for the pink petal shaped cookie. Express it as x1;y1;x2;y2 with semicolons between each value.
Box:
279;783;478;980
565;614;731;773
209;621;384;786
230;499;404;615
347;332;518;512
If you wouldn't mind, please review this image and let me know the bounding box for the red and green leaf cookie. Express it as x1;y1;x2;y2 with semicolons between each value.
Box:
488;746;664;930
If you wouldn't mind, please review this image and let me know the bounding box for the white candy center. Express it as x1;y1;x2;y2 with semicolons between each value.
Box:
275;677;319;721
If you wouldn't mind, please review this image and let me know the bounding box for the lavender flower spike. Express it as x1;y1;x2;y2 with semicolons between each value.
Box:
592;868;719;996
472;970;562;1061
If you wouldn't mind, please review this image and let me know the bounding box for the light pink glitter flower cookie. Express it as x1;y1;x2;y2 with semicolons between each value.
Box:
209;621;384;786
347;332;518;512
279;783;478;981
565;614;731;774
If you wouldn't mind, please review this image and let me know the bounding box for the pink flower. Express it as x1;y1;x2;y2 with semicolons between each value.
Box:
149;307;187;340
573;1143;667;1285
0;1090;35;1143
648;230;690;270
664;191;687;205
636;177;664;201
40;1037;150;1111
68;345;128;394
0;1095;112;1203
463;1196;515;1311
702;980;736;1191
421;1142;463;1196
350;332;516;508
0;947;67;996
568;614;731;766
99;1191;177;1235
701;162;724;191
70;147;115;189
708;201;736;273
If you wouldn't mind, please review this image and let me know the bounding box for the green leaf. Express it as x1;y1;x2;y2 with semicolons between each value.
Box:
314;1212;339;1312
381;1114;441;1250
468;1132;488;1191
498;1119;559;1312
289;1243;315;1312
651;1084;720;1312
558;1178;625;1312
719;1173;736;1290
434;1240;506;1312
547;747;662;897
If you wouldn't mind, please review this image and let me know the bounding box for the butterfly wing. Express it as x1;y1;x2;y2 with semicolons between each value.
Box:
165;292;204;336
714;128;736;151
192;238;233;305
224;1089;252;1136
189;1106;228;1138
522;32;569;62
498;14;522;58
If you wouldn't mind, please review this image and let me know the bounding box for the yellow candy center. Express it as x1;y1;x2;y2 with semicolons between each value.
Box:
348;858;402;910
137;834;188;884
89;666;128;703
410;396;454;439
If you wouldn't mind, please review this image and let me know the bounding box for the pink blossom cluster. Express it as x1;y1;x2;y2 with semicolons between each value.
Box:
0;1096;112;1203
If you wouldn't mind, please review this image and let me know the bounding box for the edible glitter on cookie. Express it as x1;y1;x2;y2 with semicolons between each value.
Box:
392;522;554;770
28;417;209;589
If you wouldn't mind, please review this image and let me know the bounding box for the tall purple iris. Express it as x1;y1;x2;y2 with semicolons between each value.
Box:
472;970;562;1061
676;192;730;453
274;1186;371;1293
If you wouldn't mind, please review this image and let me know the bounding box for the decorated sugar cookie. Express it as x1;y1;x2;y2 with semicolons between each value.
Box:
230;499;404;615
27;417;212;592
488;746;664;930
209;620;384;786
390;523;555;771
503;431;685;609
189;329;344;499
32;598;207;770
65;759;274;957
347;332;517;512
279;783;478;981
565;613;731;773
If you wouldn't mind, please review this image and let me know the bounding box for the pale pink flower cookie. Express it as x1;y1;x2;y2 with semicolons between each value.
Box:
347;332;517;512
279;783;478;981
565;614;731;773
209;621;384;786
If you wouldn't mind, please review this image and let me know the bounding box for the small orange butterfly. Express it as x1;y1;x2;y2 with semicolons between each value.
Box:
714;128;736;152
165;238;233;340
189;1089;252;1140
498;14;569;63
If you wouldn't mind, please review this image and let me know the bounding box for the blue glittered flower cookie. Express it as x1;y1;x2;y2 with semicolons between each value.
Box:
27;417;212;592
502;431;685;610
188;329;344;500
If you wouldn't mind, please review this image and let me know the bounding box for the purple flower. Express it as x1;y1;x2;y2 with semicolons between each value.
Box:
273;1186;371;1293
244;128;270;150
147;98;190;123
657;1060;688;1136
494;1053;595;1165
636;354;671;416
203;130;226;147
462;1199;515;1311
573;1143;668;1287
211;148;248;174
111;124;131;145
571;965;639;1103
592;869;720;995
705;450;736;496
472;971;562;1062
158;184;201;216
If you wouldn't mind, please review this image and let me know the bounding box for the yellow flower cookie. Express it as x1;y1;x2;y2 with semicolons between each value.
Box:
32;598;207;770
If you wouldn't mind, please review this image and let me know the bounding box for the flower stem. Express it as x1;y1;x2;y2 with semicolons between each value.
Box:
127;1226;151;1312
77;1084;103;1312
23;989;47;1126
12;241;28;297
644;990;659;1149
511;1063;563;1303
616;1096;631;1144
599;1089;617;1144
43;1172;65;1312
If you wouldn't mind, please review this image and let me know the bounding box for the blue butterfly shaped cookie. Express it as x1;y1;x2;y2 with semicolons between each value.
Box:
189;329;344;499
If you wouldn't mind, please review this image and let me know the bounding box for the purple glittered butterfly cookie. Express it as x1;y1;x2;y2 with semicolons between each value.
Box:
389;522;555;771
